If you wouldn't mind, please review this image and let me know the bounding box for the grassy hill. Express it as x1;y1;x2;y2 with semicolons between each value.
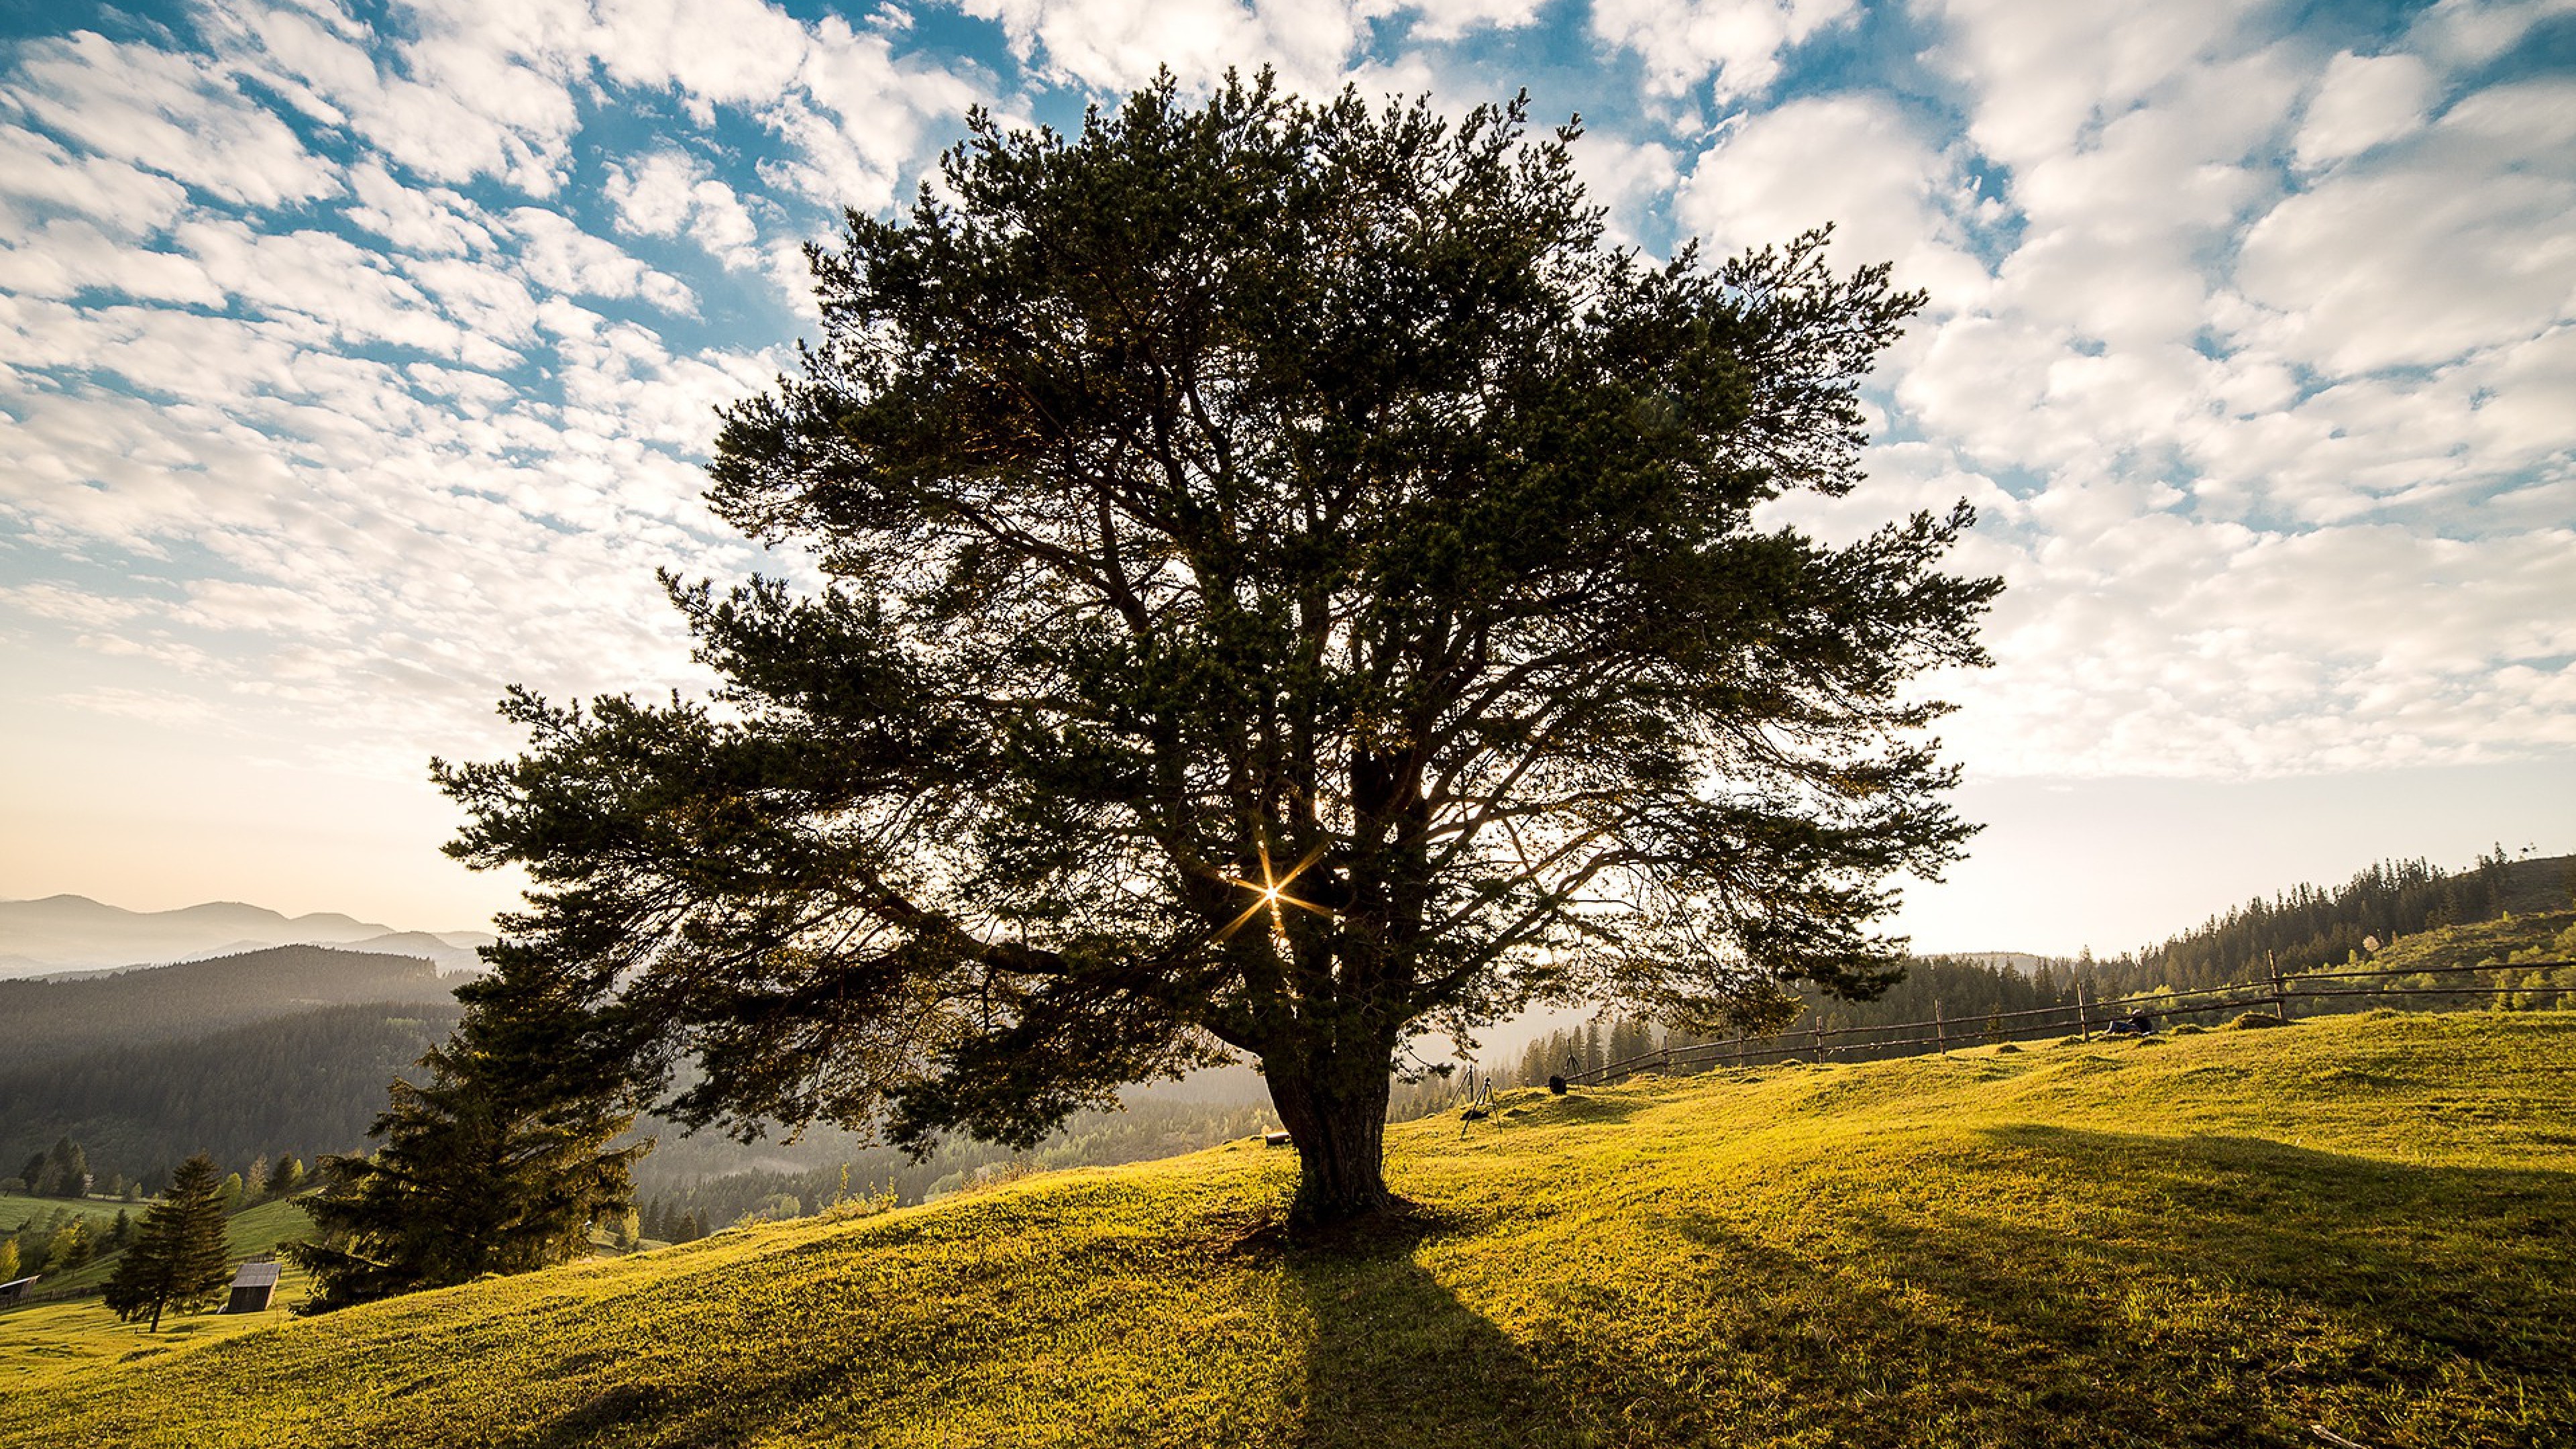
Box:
0;1197;317;1386
5;1010;2571;1447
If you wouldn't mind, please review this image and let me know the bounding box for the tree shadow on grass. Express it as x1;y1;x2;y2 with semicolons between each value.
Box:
1649;1126;2576;1448
1264;1206;1601;1449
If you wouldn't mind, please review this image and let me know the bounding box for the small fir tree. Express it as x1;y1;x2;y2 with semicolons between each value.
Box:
103;1153;232;1331
265;1156;305;1199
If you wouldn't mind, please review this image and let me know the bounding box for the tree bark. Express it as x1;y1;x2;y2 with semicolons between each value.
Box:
1267;1051;1395;1224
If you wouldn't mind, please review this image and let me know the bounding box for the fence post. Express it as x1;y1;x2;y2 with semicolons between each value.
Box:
1935;996;1947;1056
2076;980;2091;1041
1812;1020;1823;1059
2269;951;2289;1020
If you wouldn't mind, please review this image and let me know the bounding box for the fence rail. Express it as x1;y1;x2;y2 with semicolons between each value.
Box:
1566;958;2575;1087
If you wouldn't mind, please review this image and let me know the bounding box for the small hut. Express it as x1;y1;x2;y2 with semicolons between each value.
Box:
223;1260;281;1313
0;1275;36;1307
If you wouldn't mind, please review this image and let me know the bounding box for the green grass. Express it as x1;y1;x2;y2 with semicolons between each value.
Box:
1;1189;136;1240
6;1011;2572;1448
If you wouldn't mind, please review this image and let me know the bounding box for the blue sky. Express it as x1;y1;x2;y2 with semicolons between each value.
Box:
1;0;2571;953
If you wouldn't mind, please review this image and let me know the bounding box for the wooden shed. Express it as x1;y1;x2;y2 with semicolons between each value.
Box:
222;1260;280;1314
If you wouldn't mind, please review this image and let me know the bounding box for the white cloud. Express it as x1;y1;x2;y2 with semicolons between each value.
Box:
1402;0;1546;42
2235;79;2576;375
1855;0;2576;777
2293;51;2437;170
2408;0;2576;69
1566;129;1680;246
343;162;495;257
1678;94;1988;305
7;29;343;208
1919;0;2256;172
1591;0;1858;101
502;207;699;314
958;0;1358;95
0;126;191;237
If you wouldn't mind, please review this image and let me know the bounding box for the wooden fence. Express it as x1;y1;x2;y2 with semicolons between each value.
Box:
1566;957;2576;1087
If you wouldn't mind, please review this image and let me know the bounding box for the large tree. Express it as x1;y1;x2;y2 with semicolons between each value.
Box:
438;75;1997;1223
102;1152;230;1331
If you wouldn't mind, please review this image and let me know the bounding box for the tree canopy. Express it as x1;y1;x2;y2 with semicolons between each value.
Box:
437;74;1996;1221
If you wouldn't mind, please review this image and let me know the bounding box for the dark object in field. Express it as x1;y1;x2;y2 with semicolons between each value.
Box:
1460;1106;1489;1122
222;1260;279;1314
2104;1011;2157;1037
1264;1130;1293;1148
1547;1076;1568;1095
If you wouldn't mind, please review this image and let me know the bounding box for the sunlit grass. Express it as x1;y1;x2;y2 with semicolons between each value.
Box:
1;1197;314;1389
5;1011;2569;1447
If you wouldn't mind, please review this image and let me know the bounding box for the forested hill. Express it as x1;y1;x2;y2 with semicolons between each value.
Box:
0;1001;464;1190
2106;849;2573;996
0;945;460;1068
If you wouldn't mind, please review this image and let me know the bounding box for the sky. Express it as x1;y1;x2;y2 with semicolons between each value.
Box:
0;0;2570;957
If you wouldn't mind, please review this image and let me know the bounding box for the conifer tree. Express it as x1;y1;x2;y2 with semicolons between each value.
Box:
284;960;646;1312
103;1153;231;1331
0;1236;17;1282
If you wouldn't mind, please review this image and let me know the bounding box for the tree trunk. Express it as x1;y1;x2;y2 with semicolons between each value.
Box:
1267;1052;1395;1224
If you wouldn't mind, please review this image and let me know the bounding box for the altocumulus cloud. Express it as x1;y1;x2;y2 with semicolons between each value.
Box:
0;0;2570;828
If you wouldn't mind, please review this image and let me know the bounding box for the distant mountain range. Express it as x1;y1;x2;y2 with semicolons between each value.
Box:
0;894;494;977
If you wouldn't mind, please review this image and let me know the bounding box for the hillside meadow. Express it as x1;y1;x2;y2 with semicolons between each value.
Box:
4;1010;2570;1447
1;1196;315;1384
